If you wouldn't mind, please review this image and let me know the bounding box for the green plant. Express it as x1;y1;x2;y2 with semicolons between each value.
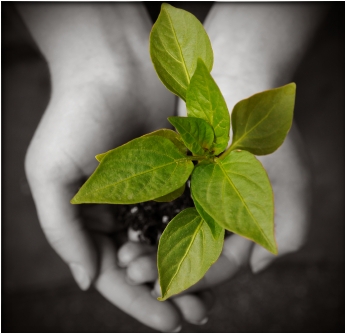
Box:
71;3;295;301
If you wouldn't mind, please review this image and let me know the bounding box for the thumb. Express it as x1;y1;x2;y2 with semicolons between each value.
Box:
28;176;98;290
249;244;276;274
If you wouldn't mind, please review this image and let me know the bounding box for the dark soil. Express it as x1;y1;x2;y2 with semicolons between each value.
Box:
109;182;195;245
104;182;232;245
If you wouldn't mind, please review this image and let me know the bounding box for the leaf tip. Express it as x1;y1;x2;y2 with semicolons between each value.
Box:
266;239;278;255
157;296;166;302
161;2;171;11
167;116;176;126
269;245;278;255
70;196;79;205
284;82;296;96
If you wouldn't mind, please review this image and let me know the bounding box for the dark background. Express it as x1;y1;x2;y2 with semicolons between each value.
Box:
2;2;344;332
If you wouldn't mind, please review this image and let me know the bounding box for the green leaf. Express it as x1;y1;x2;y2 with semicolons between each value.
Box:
95;152;107;162
168;116;214;155
143;129;187;154
158;208;224;301
186;59;230;155
154;183;185;202
191;192;224;240
191;151;277;254
230;83;296;155
71;136;194;204
150;3;214;100
95;129;186;162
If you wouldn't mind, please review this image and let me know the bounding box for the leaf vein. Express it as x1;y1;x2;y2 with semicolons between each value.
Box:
164;217;203;295
216;159;272;248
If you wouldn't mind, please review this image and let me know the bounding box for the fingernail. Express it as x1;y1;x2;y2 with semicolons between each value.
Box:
252;258;272;274
128;228;141;242
197;317;208;325
69;263;91;290
190;316;209;326
171;325;182;333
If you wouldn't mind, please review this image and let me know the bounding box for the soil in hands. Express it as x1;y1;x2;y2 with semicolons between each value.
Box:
109;183;194;245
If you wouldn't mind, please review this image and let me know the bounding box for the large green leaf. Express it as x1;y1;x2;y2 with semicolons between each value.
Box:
230;83;296;155
168;116;214;155
150;3;213;100
95;129;186;162
158;208;224;301
186;59;230;155
191;150;277;254
154;183;185;202
71;136;194;204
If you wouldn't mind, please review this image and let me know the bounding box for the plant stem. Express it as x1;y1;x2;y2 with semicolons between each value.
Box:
219;144;236;159
187;155;208;161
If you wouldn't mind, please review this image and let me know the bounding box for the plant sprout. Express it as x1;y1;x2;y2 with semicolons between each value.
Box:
71;3;295;301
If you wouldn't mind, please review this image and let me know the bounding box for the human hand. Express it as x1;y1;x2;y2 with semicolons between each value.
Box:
21;3;215;331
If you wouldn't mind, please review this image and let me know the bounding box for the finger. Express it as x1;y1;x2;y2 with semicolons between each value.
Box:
94;235;182;333
153;234;253;297
26;169;98;291
128;227;142;242
252;131;311;273
126;253;158;285
250;216;307;273
196;289;215;312
171;294;209;326
117;241;156;268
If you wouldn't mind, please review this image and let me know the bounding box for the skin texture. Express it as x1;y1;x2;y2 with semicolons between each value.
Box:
19;2;326;331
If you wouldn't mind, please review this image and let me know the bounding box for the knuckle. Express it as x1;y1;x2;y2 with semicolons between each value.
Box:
41;218;84;250
127;263;142;281
127;256;153;281
42;225;67;251
24;146;56;187
24;145;39;183
117;242;136;264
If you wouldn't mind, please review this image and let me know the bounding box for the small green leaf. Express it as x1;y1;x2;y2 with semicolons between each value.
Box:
186;59;230;155
158;208;224;301
143;129;187;154
71;136;194;204
191;191;223;240
230;83;296;155
168;116;214;155
154;183;185;202
191;150;277;254
95;129;186;162
150;3;213;100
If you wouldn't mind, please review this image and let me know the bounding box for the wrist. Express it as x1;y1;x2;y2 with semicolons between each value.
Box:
205;3;326;111
18;3;152;92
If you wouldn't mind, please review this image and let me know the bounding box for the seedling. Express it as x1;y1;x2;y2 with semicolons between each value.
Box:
71;4;295;301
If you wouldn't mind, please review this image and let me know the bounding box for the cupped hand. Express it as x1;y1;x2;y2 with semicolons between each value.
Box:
24;6;215;326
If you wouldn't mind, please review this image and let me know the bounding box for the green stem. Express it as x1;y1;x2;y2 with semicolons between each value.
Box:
187;155;207;161
219;143;236;159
